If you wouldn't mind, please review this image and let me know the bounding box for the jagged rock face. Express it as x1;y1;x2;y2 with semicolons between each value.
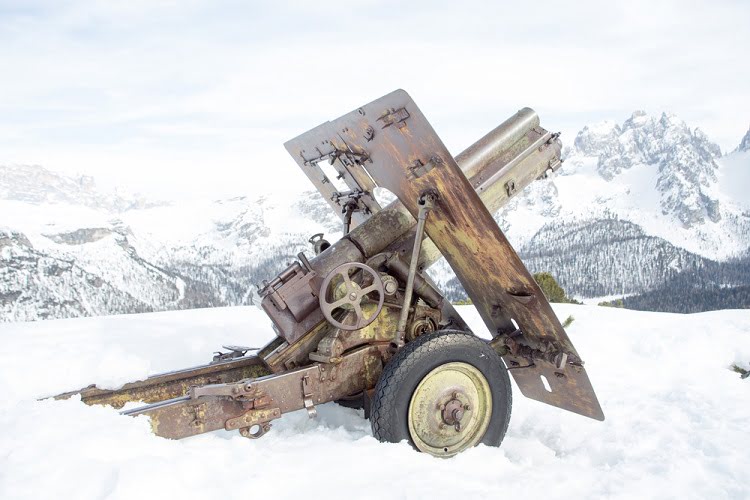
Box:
573;121;623;174
0;229;152;321
294;192;342;233
737;127;750;152
571;111;722;228
44;228;114;245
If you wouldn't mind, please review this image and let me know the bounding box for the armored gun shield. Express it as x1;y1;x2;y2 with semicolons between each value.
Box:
285;90;604;421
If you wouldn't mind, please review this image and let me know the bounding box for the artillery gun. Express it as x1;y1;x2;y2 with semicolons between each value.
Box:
57;90;603;457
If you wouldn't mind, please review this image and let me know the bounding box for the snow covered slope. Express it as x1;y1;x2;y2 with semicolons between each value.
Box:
0;305;748;499
1;165;338;321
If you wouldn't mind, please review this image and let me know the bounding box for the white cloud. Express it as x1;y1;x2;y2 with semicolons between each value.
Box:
1;0;748;198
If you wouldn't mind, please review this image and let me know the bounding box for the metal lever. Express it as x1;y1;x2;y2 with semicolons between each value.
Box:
393;192;436;348
211;345;257;364
302;374;317;418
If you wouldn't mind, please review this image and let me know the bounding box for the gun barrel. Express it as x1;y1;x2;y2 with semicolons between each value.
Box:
456;107;540;179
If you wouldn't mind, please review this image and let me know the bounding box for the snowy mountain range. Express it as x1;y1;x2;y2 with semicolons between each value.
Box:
0;171;339;321
477;114;750;308
2;113;749;321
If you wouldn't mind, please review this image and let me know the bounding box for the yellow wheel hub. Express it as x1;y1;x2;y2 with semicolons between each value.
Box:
407;362;492;457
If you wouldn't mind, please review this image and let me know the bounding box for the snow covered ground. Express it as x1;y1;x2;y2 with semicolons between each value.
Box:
1;304;748;499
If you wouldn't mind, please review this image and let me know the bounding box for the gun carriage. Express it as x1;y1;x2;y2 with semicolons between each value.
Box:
57;90;603;457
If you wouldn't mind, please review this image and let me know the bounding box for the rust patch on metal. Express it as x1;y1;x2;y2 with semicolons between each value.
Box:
55;356;272;408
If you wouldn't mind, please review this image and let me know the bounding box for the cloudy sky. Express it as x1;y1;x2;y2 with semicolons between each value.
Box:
1;0;748;199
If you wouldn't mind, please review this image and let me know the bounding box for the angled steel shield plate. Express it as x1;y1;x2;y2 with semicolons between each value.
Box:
285;90;604;420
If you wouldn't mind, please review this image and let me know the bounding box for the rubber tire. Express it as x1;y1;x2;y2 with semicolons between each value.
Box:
370;330;512;452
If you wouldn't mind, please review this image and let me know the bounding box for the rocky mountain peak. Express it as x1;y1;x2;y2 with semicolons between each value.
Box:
623;110;649;130
573;121;621;158
737;126;750;152
570;111;722;228
0;164;163;213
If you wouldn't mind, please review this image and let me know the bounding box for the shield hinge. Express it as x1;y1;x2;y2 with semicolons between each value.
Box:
377;107;410;129
407;155;444;180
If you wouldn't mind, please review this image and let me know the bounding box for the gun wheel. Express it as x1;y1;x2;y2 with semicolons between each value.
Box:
370;330;512;458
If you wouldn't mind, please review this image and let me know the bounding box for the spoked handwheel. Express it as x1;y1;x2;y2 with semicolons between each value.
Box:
370;330;512;457
319;262;385;331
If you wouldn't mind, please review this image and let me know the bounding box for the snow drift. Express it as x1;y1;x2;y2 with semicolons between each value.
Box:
0;304;748;499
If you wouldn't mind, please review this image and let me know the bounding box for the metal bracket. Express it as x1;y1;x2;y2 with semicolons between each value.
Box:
225;407;281;432
190;380;260;400
548;156;562;172
331;189;367;207
332;189;369;234
303;147;370;168
191;402;207;428
377;107;410;129
498;333;579;369
240;424;272;439
302;374;317;418
211;345;257;364
363;125;375;141
308;233;330;255
407;155;443;180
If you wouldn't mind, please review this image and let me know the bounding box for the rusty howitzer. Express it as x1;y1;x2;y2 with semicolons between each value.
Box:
56;90;603;457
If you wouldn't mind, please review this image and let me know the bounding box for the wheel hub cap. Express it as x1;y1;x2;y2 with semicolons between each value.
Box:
407;362;492;457
441;398;466;429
